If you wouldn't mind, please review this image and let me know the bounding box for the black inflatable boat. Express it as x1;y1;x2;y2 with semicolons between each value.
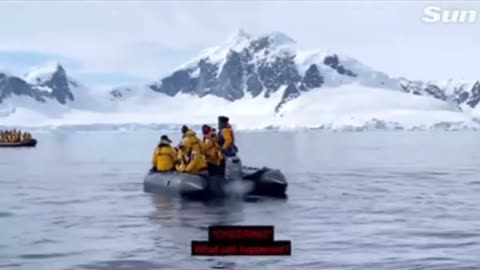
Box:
143;165;288;199
0;138;37;148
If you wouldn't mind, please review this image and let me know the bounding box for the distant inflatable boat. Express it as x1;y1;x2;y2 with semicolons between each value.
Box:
143;165;288;199
0;138;37;148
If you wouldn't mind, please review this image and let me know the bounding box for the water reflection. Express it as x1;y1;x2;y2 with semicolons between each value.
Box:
148;194;246;229
148;194;177;223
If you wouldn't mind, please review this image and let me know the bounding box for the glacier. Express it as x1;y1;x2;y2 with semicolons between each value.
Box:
1;84;479;132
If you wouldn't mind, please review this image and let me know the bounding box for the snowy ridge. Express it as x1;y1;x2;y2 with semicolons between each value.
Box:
24;61;61;87
2;84;480;131
179;29;253;70
2;29;480;131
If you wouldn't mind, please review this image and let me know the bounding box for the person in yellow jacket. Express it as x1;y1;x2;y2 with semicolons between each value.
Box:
201;124;223;176
217;116;239;176
217;116;238;157
23;132;32;141
178;126;208;175
175;145;187;172
11;129;17;142
151;135;177;172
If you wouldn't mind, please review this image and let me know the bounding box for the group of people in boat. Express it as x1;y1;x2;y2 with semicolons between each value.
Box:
0;129;33;143
151;116;238;176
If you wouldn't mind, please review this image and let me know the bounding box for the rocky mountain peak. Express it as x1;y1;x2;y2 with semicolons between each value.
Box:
225;28;252;44
466;81;480;108
25;62;64;84
143;31;340;108
260;31;296;47
0;62;76;105
45;64;75;104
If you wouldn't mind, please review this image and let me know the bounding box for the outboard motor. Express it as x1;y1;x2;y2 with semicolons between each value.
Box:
223;156;254;198
224;156;243;181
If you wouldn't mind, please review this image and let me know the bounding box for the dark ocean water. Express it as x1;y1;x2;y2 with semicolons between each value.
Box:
1;131;480;270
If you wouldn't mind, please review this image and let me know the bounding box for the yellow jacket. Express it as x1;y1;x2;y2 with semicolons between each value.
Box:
218;124;238;157
152;144;177;172
220;126;234;150
23;133;32;140
180;130;207;174
175;148;186;172
202;131;222;166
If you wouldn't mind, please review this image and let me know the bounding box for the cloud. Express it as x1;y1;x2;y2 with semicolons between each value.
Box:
0;1;479;87
0;50;81;75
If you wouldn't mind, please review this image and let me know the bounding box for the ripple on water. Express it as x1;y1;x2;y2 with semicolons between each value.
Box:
354;258;480;270
110;250;157;263
37;199;88;205
99;172;121;177
77;260;169;270
31;238;58;245
409;230;480;240
115;223;146;229
0;211;14;218
19;251;83;259
13;192;29;197
0;263;23;268
210;261;237;269
102;182;142;192
467;181;480;185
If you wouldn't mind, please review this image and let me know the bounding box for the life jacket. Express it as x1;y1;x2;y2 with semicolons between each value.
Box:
202;132;222;165
218;124;238;157
157;144;175;160
155;144;176;171
182;130;206;161
179;131;208;174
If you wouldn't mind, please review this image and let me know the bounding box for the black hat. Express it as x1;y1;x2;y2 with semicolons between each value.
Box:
160;135;172;143
181;125;188;134
218;116;229;122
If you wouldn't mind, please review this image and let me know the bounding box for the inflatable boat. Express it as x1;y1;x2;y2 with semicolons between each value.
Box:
0;138;37;148
143;161;288;199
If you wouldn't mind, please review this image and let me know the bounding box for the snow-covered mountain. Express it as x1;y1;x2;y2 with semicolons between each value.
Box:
1;30;480;130
1;63;76;105
110;30;401;112
109;30;480;114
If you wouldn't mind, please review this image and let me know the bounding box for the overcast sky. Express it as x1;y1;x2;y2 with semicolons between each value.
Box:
0;1;479;88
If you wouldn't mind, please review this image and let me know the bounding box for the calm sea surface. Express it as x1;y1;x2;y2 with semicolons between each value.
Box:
1;131;480;270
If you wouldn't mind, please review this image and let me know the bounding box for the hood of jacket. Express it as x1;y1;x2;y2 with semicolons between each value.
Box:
185;129;197;138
